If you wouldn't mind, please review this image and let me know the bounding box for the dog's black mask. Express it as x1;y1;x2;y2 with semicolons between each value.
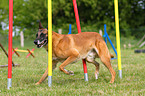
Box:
34;29;48;48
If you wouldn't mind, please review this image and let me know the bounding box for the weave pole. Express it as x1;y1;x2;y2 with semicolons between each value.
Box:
48;0;52;87
68;24;71;34
73;0;88;81
114;0;122;78
8;0;13;89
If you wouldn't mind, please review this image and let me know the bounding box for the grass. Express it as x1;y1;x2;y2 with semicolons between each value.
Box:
0;39;145;96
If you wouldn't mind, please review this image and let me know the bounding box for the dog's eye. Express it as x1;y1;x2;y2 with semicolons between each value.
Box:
40;33;45;37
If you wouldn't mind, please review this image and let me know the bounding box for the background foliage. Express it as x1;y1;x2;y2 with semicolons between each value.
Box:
0;0;145;95
0;0;145;39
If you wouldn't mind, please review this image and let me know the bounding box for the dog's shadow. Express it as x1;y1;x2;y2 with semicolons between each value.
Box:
22;71;109;86
51;71;86;85
51;72;109;85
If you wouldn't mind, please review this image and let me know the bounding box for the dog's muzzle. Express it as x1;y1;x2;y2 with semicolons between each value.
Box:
34;39;47;48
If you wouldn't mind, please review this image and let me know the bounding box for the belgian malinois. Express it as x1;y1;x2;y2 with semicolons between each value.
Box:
34;22;116;85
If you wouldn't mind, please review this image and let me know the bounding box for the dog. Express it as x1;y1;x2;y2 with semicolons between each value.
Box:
34;22;116;85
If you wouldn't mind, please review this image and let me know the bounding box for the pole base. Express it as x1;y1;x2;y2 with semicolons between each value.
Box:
84;73;88;81
48;76;52;87
0;64;20;68
7;78;12;89
119;70;122;79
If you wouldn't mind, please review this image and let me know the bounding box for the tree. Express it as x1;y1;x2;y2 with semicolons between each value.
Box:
0;0;144;38
0;0;8;33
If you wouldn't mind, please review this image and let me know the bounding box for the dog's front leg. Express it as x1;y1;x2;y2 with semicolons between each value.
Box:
35;60;58;85
35;67;48;85
59;56;77;75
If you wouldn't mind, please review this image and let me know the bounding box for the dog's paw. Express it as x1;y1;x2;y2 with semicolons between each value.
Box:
95;72;99;80
68;70;74;75
35;82;40;85
109;80;114;83
64;69;74;75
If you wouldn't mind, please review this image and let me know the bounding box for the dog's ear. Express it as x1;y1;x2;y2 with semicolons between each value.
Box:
39;21;43;29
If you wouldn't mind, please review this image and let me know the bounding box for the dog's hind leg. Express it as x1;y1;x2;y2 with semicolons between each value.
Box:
97;41;116;83
86;55;100;80
35;60;58;85
92;61;99;80
100;57;116;83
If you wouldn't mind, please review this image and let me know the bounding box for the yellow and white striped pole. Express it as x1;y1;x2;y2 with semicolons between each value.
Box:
114;0;122;78
48;0;52;87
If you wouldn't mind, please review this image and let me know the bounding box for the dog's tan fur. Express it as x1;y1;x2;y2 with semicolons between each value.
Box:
34;23;116;85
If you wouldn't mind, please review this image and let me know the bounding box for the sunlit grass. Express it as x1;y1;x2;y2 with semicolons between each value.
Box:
0;40;145;95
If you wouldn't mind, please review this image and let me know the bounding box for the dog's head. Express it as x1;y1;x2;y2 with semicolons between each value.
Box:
34;22;48;48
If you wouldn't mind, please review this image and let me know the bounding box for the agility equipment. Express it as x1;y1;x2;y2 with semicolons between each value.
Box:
114;0;122;78
73;0;88;81
68;24;72;34
12;48;20;57
0;43;20;68
134;49;145;53
8;0;13;89
58;24;71;34
12;48;35;58
103;24;117;60
137;35;145;48
13;48;34;53
48;0;52;87
6;0;122;88
26;49;35;58
134;35;145;53
46;0;122;86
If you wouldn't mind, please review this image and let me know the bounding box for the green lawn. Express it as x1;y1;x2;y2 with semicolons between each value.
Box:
0;40;145;96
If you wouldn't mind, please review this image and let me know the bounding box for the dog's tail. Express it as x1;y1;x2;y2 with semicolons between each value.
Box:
110;53;114;58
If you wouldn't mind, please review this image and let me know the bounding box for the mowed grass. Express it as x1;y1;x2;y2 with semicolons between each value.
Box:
0;40;145;96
